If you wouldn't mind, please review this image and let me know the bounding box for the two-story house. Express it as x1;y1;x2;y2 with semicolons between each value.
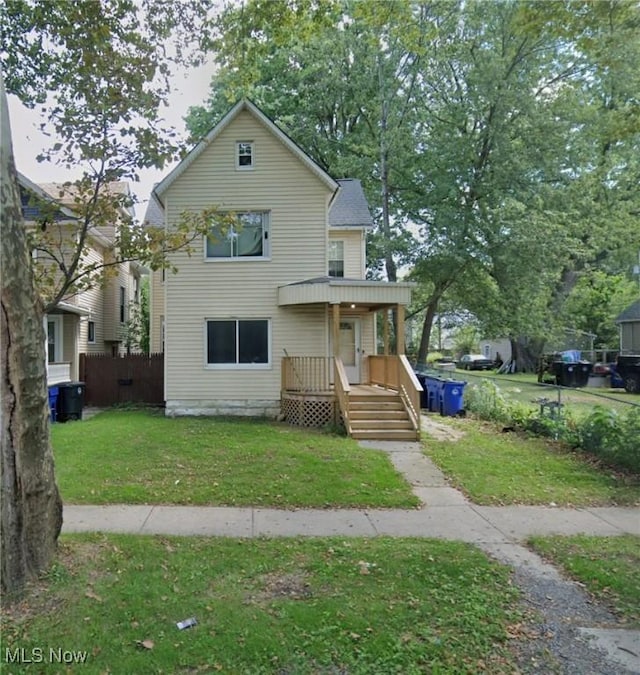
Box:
147;99;421;440
19;172;145;386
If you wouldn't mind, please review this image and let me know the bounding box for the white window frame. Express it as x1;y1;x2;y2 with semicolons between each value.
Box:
47;315;63;363
236;141;254;170
328;240;345;278
87;320;96;344
204;318;271;370
205;211;270;261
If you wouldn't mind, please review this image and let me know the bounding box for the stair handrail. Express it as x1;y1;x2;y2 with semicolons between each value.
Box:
334;357;352;434
398;355;422;438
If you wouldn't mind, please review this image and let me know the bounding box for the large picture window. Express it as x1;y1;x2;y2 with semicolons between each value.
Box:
206;319;270;367
206;212;269;259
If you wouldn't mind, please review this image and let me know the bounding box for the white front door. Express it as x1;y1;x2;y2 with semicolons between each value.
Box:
338;318;361;384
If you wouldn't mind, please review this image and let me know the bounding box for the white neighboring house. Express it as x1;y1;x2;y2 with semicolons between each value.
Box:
479;338;512;364
146;99;422;440
19;173;145;386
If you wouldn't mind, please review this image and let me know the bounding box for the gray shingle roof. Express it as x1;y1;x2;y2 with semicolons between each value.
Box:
329;179;373;228
616;299;640;323
144;191;164;227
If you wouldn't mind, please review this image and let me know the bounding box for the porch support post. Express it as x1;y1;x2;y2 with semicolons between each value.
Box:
332;303;340;359
396;304;405;355
383;309;389;356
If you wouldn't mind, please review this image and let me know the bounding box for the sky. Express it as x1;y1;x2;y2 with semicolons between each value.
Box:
8;60;217;222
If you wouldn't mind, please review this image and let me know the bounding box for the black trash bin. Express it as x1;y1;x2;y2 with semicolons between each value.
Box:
414;372;429;409
56;382;85;422
552;361;592;388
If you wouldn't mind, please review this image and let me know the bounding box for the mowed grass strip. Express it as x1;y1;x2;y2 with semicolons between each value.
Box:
425;420;640;506
52;410;418;508
528;535;640;626
1;535;524;674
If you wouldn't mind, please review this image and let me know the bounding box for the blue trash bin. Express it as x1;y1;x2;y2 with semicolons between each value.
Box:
440;380;466;416
424;376;442;412
48;386;59;422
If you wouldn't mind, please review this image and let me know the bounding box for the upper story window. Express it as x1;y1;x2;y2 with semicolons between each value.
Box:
87;320;96;344
328;240;344;278
236;141;254;169
206;212;270;260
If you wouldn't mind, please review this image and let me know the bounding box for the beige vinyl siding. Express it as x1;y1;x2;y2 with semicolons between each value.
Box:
75;244;106;353
329;229;366;278
163;110;334;405
103;263;129;344
149;269;165;353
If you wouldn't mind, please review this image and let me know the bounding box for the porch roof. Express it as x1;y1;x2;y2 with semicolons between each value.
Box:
278;276;414;309
49;302;91;317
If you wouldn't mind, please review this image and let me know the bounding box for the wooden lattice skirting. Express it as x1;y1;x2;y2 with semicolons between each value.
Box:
281;392;337;429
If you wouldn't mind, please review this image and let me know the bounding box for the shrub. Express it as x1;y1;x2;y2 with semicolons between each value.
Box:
577;406;640;473
464;379;511;423
465;381;639;474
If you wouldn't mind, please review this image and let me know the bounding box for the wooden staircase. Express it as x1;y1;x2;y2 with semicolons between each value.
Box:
348;390;419;441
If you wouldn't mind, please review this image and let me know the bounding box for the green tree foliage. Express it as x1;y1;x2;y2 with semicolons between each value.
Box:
0;0;217;599
187;0;432;282
1;0;218;311
187;0;639;366
560;271;638;347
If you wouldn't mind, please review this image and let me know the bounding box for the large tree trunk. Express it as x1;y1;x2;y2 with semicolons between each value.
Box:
415;299;439;368
507;336;546;373
1;74;62;601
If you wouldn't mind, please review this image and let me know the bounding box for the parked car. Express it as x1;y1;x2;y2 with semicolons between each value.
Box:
614;354;640;393
459;354;494;371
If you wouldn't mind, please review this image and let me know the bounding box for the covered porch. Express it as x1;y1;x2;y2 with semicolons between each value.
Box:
278;277;422;440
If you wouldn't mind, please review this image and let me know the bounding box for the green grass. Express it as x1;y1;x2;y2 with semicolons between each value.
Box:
425;420;640;506
52;410;419;509
1;534;524;674
528;535;640;626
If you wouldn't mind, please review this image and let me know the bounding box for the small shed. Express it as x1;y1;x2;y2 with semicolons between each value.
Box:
615;299;640;353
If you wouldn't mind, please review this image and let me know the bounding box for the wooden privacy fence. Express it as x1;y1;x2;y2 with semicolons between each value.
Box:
79;353;164;407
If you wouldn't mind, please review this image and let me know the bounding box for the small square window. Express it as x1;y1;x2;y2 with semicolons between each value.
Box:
87;321;96;344
237;141;253;169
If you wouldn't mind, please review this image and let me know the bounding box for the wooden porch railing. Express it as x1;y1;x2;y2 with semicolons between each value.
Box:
281;356;333;392
397;355;422;433
368;355;398;389
334;357;351;434
366;354;422;436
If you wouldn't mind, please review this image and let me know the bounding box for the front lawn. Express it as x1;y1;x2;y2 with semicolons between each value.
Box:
52;410;419;509
528;535;640;626
1;534;524;673
425;419;640;506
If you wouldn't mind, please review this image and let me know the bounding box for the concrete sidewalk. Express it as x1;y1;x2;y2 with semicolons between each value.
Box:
61;439;640;542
